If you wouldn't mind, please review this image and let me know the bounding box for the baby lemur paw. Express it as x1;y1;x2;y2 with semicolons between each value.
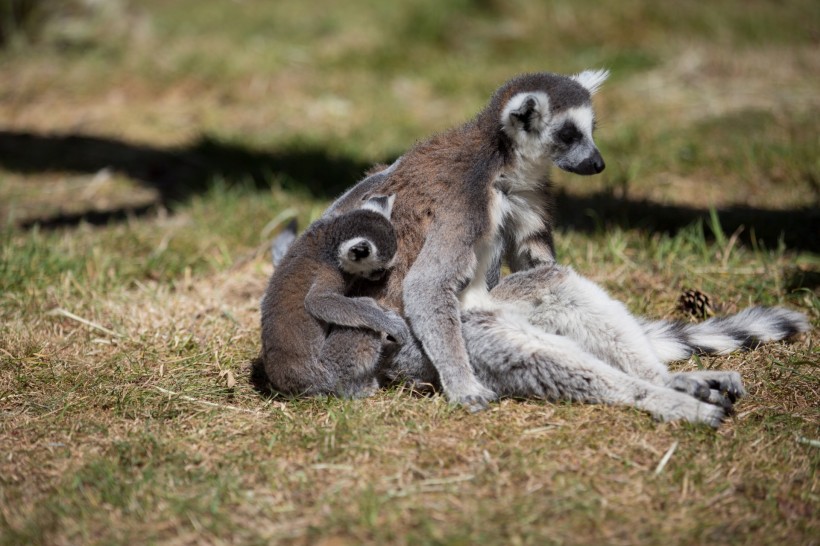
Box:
383;310;411;344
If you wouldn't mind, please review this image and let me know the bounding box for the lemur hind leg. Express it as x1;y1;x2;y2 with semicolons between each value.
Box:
374;298;730;421
461;309;726;426
489;264;742;408
491;265;670;382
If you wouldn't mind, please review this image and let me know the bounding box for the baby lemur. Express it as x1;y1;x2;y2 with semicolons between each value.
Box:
259;195;410;398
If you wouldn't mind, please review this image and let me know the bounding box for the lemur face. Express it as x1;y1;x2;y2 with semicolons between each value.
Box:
549;106;605;175
338;236;393;281
336;194;398;282
500;69;608;176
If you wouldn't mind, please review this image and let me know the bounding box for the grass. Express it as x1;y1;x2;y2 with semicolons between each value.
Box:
1;0;819;544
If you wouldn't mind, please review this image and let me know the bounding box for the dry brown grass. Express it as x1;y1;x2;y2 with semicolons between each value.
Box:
2;241;817;544
1;0;819;544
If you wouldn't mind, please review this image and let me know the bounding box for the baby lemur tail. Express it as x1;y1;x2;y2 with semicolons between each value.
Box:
271;219;298;268
641;306;810;362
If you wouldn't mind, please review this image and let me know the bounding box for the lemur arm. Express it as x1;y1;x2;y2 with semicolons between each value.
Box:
305;276;410;343
505;199;556;273
402;226;497;410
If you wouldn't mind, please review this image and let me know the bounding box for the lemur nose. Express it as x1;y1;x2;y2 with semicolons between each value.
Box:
572;151;606;176
350;243;370;260
585;149;605;174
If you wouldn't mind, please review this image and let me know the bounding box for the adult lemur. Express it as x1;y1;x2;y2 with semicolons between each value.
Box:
259;195;410;398
301;70;808;424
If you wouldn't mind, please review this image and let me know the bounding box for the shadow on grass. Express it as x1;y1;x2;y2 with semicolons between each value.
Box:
555;190;820;255
1;129;818;255
248;356;276;398
0;128;373;218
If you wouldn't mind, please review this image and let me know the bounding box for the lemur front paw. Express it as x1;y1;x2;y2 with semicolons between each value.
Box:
701;371;745;403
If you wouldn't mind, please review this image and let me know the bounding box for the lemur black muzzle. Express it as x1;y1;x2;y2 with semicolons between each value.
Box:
568;149;605;175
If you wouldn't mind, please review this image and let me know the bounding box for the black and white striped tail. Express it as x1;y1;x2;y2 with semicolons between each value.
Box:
641;306;810;362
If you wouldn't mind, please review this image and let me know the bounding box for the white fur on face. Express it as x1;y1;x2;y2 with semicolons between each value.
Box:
500;92;559;169
549;105;598;170
571;68;609;95
550;106;595;139
501;94;599;168
338;237;380;276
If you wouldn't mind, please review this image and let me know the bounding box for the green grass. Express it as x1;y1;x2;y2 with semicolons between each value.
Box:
1;0;819;544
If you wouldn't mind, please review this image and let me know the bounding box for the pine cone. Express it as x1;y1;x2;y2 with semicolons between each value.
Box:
677;288;714;319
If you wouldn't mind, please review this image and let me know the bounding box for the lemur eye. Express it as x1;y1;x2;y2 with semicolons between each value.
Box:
556;124;582;145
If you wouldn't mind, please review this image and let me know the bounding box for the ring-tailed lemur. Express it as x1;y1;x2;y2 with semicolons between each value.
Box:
259;195;410;398
459;264;808;426
292;70;808;425
322;70;614;411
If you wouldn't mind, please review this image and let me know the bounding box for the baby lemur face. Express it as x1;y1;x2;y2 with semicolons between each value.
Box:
338;236;394;281
336;194;398;282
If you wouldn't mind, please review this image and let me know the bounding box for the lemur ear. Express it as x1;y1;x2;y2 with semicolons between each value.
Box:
361;194;396;219
511;96;538;132
502;92;549;138
571;68;609;95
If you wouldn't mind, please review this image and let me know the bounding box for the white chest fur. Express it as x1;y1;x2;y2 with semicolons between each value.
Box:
459;161;547;310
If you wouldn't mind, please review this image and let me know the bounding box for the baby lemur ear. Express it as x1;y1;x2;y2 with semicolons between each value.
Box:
571;68;609;95
501;92;550;139
361;194;396;219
